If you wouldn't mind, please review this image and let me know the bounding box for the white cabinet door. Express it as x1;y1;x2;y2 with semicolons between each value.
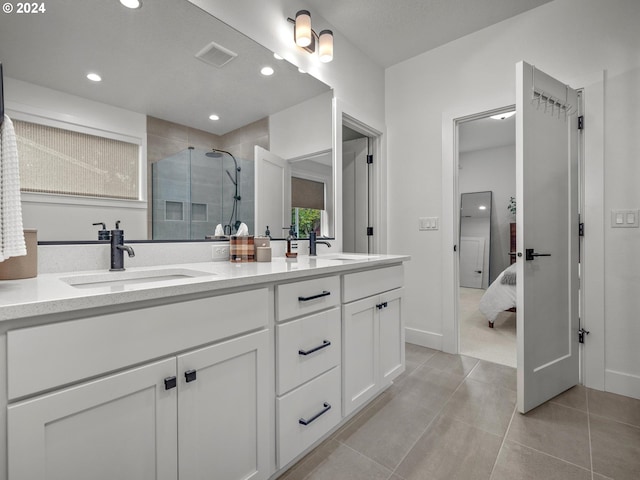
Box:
177;329;270;480
379;288;405;386
8;358;178;480
343;288;405;416
342;295;379;416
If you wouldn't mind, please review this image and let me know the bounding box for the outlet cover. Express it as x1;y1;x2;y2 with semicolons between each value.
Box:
212;244;230;261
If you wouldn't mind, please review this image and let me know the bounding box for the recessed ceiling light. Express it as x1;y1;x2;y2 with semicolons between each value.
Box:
273;53;283;60
490;111;516;120
208;114;220;121
86;73;102;82
120;0;141;9
478;205;487;210
260;66;274;76
298;68;306;74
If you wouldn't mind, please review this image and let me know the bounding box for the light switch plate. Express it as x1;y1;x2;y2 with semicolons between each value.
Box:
419;217;439;231
611;209;639;228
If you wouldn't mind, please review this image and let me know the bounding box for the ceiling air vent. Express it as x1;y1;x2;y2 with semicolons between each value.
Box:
195;42;237;68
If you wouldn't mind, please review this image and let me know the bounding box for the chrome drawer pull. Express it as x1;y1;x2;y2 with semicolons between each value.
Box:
298;340;331;356
298;290;331;302
299;402;332;426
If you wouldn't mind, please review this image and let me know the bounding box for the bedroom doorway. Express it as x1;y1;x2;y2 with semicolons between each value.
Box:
457;113;516;367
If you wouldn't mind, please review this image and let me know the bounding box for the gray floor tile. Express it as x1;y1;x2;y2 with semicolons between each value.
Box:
302;442;394;480
549;384;588;412
393;364;465;412
336;392;438;470
277;439;342;480
395;415;502;480
467;360;517;392
589;414;640;480
490;441;591;480
424;351;479;377
588;388;640;427
441;378;516;436
506;402;590;468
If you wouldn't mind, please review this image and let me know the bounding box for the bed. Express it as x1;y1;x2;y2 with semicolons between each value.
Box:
478;263;517;328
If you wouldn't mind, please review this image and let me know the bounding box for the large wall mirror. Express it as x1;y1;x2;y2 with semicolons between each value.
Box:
0;0;332;242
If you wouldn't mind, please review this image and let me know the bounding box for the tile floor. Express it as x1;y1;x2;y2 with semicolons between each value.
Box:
279;344;640;480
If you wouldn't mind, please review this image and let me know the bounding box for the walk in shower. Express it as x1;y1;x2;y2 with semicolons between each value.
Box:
152;147;254;240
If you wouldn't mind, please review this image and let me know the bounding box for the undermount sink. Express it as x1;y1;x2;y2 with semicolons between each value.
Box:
61;268;212;289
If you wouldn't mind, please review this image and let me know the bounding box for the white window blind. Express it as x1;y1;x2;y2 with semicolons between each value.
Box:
14;120;140;200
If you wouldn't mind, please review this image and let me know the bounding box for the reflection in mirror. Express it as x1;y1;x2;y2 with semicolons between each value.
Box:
0;0;331;242
290;151;333;239
152;148;254;240
459;191;492;289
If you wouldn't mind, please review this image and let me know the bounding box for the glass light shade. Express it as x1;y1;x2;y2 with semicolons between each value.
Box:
295;10;312;47
318;29;333;63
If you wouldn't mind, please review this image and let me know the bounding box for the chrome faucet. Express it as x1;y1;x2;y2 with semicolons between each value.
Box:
309;231;331;256
110;221;135;271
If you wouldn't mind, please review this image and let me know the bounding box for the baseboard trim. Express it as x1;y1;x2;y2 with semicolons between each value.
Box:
405;327;442;351
605;369;640;400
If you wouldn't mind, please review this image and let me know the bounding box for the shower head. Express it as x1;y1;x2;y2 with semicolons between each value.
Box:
205;148;241;172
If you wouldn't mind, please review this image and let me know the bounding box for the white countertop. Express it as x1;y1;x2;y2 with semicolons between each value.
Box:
0;254;409;322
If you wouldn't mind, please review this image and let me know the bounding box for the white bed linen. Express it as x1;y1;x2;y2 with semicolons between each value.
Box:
478;264;517;323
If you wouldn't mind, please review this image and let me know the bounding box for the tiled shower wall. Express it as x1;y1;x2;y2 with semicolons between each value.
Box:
146;116;269;238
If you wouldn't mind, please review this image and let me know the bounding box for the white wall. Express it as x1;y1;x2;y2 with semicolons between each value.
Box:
386;0;640;398
269;91;332;160
459;145;516;284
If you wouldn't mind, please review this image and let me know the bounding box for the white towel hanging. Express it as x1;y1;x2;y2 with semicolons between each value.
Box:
0;114;27;262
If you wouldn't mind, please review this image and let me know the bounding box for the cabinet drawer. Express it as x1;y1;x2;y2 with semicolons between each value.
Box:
7;288;269;400
276;308;341;395
277;366;341;468
342;265;404;303
277;275;340;321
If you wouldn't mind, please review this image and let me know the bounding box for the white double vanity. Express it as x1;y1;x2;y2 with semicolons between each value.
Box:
0;253;408;480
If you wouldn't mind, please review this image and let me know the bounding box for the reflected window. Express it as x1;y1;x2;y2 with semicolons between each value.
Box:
14;119;140;200
291;176;326;238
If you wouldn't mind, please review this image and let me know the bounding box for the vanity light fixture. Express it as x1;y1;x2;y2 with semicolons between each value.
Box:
490;111;516;120
86;73;102;82
119;0;141;9
260;66;274;76
288;10;333;63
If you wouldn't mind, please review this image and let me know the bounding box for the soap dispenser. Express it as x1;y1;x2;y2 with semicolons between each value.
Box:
284;225;297;259
92;222;111;241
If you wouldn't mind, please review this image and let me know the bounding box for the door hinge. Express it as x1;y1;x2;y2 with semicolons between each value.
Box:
578;327;590;344
579;222;584;237
367;227;374;236
366;154;373;164
578;115;584;130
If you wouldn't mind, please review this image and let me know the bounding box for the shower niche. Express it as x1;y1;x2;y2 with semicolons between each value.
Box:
152;147;254;240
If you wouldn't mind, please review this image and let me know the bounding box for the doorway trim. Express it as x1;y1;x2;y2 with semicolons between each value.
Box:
334;98;386;254
441;105;515;355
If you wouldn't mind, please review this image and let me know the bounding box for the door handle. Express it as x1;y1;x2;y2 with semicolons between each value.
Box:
525;248;551;261
474;270;482;274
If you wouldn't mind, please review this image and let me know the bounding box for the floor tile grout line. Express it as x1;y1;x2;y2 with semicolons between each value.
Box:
488;403;517;479
587;410;640;429
586;389;595;480
506;437;594;473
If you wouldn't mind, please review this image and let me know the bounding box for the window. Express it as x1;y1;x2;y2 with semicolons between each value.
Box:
291;176;325;238
14;119;140;200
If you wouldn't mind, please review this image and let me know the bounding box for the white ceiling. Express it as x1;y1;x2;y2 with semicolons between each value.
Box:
458;114;515;153
305;0;553;68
